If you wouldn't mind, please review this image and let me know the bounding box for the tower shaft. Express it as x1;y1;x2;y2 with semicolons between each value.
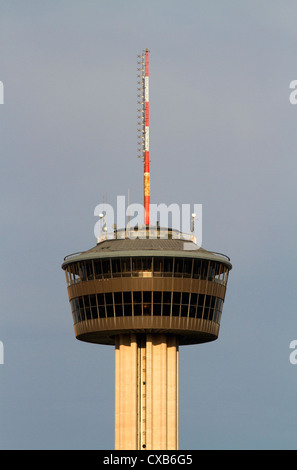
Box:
115;333;179;450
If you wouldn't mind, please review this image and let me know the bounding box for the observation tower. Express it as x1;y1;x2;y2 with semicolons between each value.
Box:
62;50;232;450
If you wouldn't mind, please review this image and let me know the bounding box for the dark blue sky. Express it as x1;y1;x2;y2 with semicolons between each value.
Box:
0;1;297;449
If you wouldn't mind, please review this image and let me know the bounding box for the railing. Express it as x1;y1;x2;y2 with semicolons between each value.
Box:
211;252;231;262
64;252;83;261
96;225;197;244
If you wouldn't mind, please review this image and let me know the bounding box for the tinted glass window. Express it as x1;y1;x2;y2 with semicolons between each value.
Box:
163;257;173;275
101;259;111;276
183;259;192;276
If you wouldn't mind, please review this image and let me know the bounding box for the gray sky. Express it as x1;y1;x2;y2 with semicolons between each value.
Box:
1;1;297;450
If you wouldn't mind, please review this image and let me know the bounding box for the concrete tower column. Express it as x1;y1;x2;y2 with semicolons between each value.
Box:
115;333;179;450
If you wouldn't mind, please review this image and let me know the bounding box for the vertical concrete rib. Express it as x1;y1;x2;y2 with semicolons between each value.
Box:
115;336;120;449
115;334;138;450
167;335;179;449
115;333;179;450
145;335;153;450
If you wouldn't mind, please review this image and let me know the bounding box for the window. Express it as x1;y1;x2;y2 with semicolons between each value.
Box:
208;262;216;281
189;293;197;318
153;303;162;316
219;265;225;283
183;259;192;278
201;261;209;280
112;258;121;277
213;298;223;323
90;295;97;319
115;304;123;316
182;292;189;305
105;293;113;304
97;293;104;304
96;294;106;318
197;305;203;318
198;294;205;306
84;295;92;320
101;259;111;277
203;295;211;319
193;260;201;279
69;290;224;325
105;292;114;317
190;293;198;306
180;305;188;317
133;291;142;303
123;291;132;316
124;304;132;316
77;262;92;281
79;263;87;281
133;291;142;316
94;260;102;279
163;303;171;316
66;256;228;284
163;291;171;304
153;291;162;303
86;262;94;280
172;292;181;304
197;294;204;318
123;291;132;303
205;295;211;308
153;257;163;274
133;303;142;316
132;257;142;274
114;292;122;304
189;305;196;318
174;258;183;277
70;299;80;324
222;267;229;285
113;291;123;316
99;305;106;318
181;292;189;317
163;257;173;276
143;291;152;316
142;257;152;272
121;258;131;276
172;291;181;317
153;291;162;316
143;291;152;303
106;304;114;317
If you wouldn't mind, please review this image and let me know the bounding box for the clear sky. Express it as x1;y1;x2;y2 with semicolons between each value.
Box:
1;1;297;450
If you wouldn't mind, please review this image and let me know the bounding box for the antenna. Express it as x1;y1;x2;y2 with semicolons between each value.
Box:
137;48;150;226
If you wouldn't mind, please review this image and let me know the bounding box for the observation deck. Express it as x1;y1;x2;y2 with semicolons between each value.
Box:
62;226;232;346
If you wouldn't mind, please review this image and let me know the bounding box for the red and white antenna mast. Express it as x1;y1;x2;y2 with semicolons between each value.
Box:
137;48;150;226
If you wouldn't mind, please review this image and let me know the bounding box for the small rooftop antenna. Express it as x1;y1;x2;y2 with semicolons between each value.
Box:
191;213;196;233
